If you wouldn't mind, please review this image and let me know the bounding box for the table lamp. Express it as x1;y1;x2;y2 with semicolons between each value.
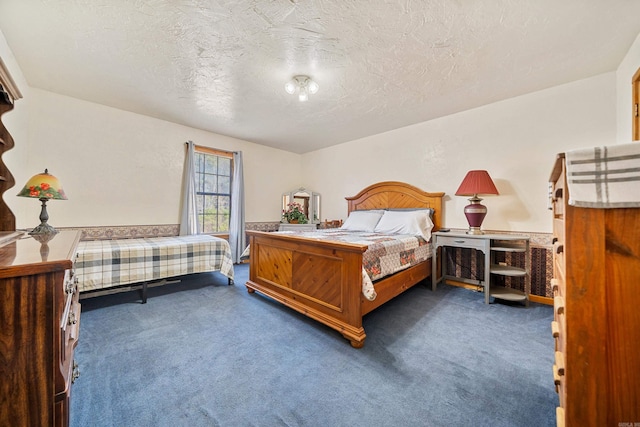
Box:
455;170;499;235
17;169;67;235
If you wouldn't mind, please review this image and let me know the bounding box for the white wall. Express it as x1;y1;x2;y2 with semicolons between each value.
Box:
8;88;302;229
617;32;640;142
303;73;618;233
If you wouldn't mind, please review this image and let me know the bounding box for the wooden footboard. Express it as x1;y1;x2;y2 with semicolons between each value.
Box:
246;230;369;347
246;181;444;348
246;230;432;348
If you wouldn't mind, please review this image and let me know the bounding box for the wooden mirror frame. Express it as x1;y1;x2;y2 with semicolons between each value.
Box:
282;188;321;223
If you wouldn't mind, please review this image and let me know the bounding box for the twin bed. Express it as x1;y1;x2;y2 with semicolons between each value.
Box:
246;181;444;348
75;234;234;303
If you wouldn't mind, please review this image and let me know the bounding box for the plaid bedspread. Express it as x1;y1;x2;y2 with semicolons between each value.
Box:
75;234;234;293
275;229;431;301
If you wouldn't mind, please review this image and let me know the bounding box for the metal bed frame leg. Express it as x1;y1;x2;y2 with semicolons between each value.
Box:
141;281;148;304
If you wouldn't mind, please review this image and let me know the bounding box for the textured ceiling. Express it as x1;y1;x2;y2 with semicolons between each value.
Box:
1;1;640;153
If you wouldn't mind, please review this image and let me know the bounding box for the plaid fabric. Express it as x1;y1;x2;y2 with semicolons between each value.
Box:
565;142;640;208
75;235;234;293
275;229;431;301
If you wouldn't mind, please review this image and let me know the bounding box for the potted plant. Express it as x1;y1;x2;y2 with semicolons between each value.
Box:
282;202;308;224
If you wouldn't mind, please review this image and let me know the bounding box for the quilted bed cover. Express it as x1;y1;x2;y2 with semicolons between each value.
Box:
275;229;431;301
75;234;234;293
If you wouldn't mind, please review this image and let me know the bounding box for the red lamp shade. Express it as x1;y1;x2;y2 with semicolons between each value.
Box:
455;170;499;235
455;170;499;197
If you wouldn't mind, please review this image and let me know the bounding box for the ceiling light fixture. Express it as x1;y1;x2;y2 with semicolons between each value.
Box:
285;75;319;102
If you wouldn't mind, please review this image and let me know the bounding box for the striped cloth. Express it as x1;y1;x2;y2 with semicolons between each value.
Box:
565;142;640;208
75;234;234;293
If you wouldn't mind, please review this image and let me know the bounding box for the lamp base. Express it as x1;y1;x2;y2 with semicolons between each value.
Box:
463;195;488;235
466;227;485;235
28;222;59;236
28;197;59;236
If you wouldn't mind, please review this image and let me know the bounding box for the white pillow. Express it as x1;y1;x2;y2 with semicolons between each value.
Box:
374;209;434;240
340;210;385;232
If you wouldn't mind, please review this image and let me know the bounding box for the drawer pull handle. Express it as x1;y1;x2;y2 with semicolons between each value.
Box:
454;240;466;244
555;244;564;254
68;311;77;325
552;237;558;245
72;360;80;383
552;364;562;385
551;321;560;338
554;352;565;376
65;281;75;294
554;296;565;316
551;278;559;292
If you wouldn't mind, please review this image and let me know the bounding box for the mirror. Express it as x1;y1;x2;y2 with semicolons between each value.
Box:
282;188;320;224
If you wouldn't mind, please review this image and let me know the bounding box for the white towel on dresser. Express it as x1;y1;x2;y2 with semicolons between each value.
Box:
565;142;640;208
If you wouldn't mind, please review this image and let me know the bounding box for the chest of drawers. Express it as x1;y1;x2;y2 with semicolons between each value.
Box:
549;154;640;426
0;230;81;427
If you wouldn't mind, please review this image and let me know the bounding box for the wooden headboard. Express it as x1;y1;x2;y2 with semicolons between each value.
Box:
345;181;445;231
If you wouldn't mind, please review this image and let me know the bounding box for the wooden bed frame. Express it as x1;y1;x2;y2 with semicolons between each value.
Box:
245;181;444;348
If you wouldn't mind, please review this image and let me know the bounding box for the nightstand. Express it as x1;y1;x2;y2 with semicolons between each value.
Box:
431;231;530;305
278;223;317;232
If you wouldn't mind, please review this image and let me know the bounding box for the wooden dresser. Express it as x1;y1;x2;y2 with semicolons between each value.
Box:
0;230;81;427
549;154;640;426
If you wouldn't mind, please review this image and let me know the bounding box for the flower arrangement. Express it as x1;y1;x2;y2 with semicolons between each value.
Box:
282;202;308;224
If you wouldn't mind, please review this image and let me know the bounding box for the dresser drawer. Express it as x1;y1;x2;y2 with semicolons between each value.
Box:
551;186;564;218
551;277;564;298
551;312;566;354
552;220;564;247
436;235;486;251
556;406;565;427
553;362;565;396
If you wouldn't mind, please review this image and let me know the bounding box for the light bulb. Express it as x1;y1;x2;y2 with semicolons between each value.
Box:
298;91;308;102
307;80;319;94
284;80;297;95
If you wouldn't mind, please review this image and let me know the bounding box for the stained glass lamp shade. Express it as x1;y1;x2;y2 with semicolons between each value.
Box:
17;169;67;235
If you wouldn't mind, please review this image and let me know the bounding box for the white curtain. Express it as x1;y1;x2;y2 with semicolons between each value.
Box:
179;141;200;236
229;151;245;263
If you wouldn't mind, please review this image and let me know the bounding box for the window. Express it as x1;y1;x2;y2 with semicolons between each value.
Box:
194;147;232;233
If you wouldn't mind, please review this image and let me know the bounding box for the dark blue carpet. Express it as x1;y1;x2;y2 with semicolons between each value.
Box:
71;263;556;426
